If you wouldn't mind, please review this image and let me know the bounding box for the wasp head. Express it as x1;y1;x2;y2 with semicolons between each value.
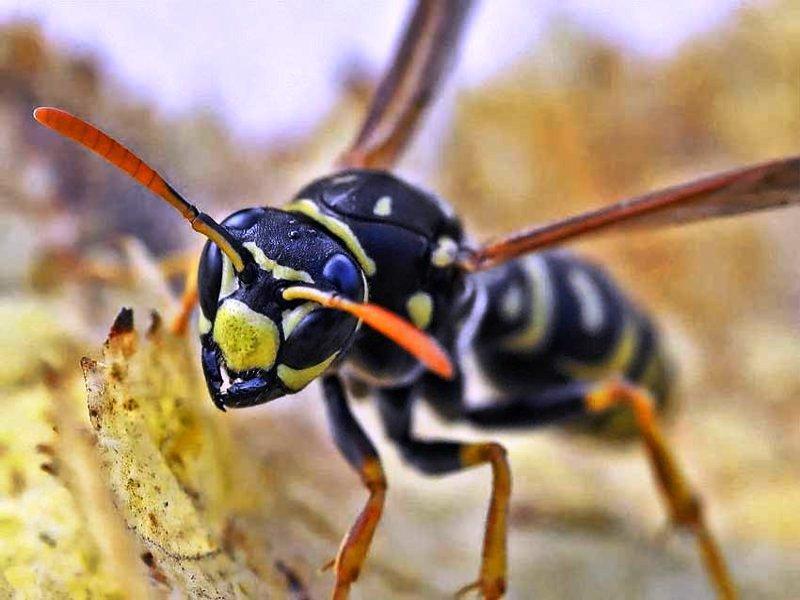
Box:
197;207;366;409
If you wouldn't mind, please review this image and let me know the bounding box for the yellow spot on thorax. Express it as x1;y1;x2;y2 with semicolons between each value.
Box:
406;291;433;330
431;236;458;268
213;299;279;372
277;352;339;391
373;196;393;216
243;241;313;283
286;199;376;276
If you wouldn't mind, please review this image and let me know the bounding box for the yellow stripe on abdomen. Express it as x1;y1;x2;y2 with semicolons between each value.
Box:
556;317;639;381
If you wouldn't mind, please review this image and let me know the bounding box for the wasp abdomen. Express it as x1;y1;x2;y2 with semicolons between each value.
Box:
474;251;672;405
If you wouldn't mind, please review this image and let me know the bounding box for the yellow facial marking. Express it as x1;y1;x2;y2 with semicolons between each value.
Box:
373;196;393;216
219;254;239;299
277;352;339;391
431;236;458;268
406;291;433;330
198;311;212;335
281;302;318;338
501;255;554;352
244;241;314;283
556;318;638;381
287;199;377;276
213;299;279;372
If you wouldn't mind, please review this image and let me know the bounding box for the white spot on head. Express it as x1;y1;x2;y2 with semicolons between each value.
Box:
373;196;393;216
567;268;605;333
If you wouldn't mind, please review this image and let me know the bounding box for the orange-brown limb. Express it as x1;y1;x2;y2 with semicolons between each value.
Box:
586;379;736;600
376;387;511;599
455;442;511;600
330;457;386;600
169;260;199;336
322;375;387;600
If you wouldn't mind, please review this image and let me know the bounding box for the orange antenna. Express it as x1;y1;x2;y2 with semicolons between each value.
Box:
33;107;248;272
283;286;454;380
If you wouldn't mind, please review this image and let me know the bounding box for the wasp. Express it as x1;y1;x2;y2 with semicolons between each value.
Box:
34;2;798;598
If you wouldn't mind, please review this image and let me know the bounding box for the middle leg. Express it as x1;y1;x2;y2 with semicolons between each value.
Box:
377;387;511;599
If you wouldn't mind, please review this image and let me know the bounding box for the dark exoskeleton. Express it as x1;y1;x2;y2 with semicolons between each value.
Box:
34;1;799;598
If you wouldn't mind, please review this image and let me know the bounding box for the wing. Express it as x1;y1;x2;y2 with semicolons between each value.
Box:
460;155;800;272
337;0;474;170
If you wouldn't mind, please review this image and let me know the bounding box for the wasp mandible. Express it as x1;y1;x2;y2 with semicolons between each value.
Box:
34;1;798;598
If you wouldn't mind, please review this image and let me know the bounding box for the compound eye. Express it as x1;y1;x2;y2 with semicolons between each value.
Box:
322;253;363;300
221;207;264;230
198;240;222;321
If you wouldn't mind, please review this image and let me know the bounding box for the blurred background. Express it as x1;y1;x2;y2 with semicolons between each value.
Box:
1;1;798;598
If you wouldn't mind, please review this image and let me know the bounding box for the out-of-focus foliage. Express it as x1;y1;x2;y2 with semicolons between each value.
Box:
1;1;799;598
0;301;145;598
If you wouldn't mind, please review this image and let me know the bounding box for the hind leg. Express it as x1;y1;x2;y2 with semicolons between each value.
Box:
459;377;735;599
586;379;735;600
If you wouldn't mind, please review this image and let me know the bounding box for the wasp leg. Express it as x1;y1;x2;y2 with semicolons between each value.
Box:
322;375;387;600
456;378;733;598
169;258;198;335
464;382;589;429
378;387;510;600
586;379;736;600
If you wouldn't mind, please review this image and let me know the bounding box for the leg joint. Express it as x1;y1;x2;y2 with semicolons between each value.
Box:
361;457;387;492
461;442;507;468
674;492;703;527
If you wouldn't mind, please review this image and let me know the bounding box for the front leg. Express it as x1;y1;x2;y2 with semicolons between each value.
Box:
322;375;387;600
378;387;511;599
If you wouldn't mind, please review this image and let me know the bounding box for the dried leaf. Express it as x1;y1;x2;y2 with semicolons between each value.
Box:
82;309;272;597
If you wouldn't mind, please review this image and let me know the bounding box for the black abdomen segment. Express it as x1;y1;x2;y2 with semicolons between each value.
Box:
474;251;672;403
